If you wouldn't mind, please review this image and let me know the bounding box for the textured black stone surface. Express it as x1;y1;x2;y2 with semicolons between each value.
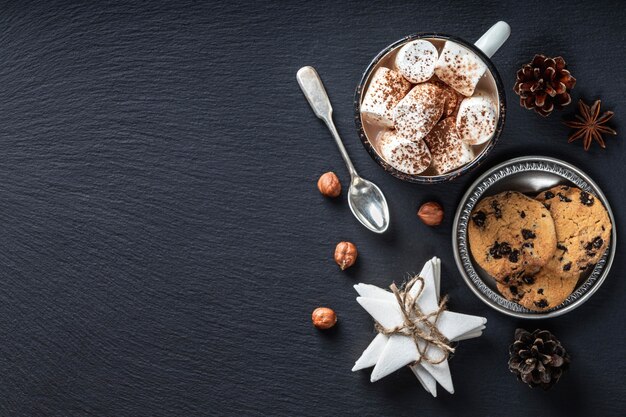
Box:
0;1;624;416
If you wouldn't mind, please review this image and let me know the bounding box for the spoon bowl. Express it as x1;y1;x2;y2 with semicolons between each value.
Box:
347;177;389;233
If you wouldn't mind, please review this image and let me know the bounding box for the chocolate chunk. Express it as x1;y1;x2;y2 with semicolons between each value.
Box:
522;275;535;285
489;241;512;259
583;239;602;254
522;229;536;240
592;236;603;249
491;200;502;218
509;285;518;295
563;262;572;271
543;191;555;200
537;288;544;295
522;242;534;249
508;249;520;263
471;211;486;227
534;299;549;308
557;192;572;202
557;243;568;252
503;275;510;283
520;211;526;218
580;191;594;206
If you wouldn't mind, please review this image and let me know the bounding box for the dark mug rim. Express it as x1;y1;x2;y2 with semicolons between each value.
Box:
354;33;507;184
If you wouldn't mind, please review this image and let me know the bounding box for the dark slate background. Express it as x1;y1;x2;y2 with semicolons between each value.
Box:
0;1;623;416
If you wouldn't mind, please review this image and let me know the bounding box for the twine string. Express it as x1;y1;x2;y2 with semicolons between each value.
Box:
374;276;455;365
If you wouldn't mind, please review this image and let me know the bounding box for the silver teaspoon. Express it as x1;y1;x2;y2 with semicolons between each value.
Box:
297;66;389;233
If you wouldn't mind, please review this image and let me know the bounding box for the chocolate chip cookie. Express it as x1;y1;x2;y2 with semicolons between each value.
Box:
468;191;557;282
496;246;580;312
536;185;612;272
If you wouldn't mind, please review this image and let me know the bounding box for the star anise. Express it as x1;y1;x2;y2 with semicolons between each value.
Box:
564;99;617;150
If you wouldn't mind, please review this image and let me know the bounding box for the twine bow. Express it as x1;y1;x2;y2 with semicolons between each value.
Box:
374;276;455;365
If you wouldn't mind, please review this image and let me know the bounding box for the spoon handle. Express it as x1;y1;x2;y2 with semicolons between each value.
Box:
297;66;357;178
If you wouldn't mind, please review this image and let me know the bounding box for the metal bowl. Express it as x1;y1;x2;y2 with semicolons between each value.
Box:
354;33;506;184
452;156;616;319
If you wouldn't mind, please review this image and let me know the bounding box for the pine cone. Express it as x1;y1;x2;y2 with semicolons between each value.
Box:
514;55;576;116
508;328;570;390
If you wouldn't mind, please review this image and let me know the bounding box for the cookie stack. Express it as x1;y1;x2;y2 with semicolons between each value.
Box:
468;187;611;311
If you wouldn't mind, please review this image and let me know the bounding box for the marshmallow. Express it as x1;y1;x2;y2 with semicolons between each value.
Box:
360;67;411;127
393;83;444;142
394;40;438;83
434;41;488;96
432;78;462;117
423;117;474;175
378;131;431;175
456;96;498;145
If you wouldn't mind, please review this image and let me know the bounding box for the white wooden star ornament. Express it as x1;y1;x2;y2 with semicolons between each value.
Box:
352;257;487;396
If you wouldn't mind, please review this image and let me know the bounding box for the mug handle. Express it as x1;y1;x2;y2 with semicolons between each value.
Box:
474;21;511;58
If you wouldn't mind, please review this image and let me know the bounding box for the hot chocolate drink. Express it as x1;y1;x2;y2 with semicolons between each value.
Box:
359;37;500;177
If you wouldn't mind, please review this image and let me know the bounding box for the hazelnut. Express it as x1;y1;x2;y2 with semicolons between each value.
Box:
418;202;444;226
312;307;337;329
317;172;341;197
334;241;357;270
